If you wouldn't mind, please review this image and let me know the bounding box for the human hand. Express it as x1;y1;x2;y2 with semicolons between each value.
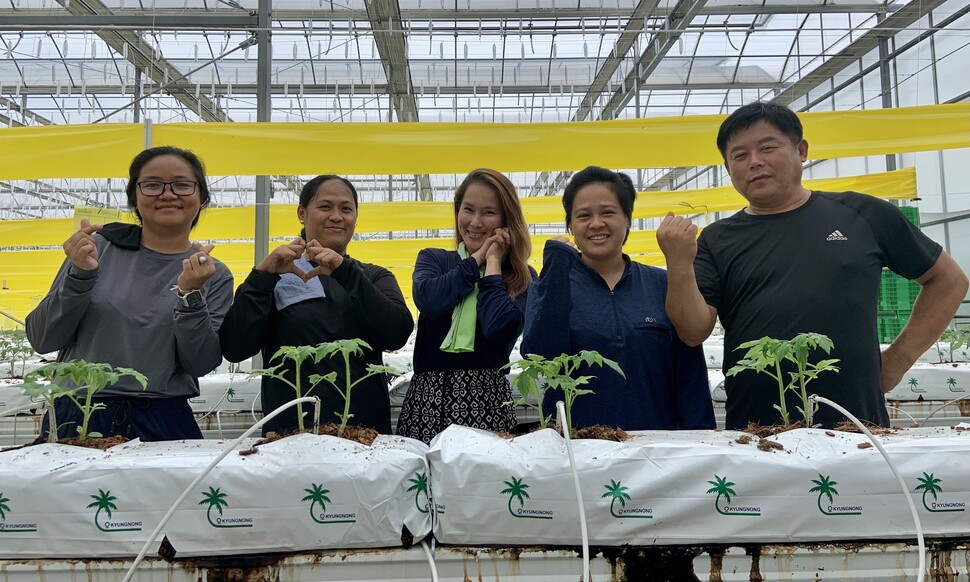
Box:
484;228;511;264
656;212;698;267
255;238;309;279
880;345;912;393
63;219;103;271
548;235;575;249
469;236;495;267
177;242;216;290
304;239;344;278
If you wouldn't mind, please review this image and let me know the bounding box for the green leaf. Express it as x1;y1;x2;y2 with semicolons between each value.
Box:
308;371;339;386
365;363;402;376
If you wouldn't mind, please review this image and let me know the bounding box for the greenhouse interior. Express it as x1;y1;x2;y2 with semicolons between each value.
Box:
1;0;969;580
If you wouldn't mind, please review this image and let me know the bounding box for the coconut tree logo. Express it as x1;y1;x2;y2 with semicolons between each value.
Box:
946;377;963;393
226;386;245;403
502;476;551;520
199;486;253;528
301;483;354;524
602;479;652;519
908;377;923;392
0;492;9;521
915;473;965;513
0;493;37;533
407;472;431;514
87;489;140;532
302;484;330;523
810;474;860;515
706;474;759;516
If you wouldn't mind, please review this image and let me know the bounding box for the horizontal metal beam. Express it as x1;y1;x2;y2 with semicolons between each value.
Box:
5;80;781;96
0;14;257;30
0;2;898;31
921;210;970;228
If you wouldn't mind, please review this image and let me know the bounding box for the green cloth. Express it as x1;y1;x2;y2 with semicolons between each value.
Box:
440;243;484;353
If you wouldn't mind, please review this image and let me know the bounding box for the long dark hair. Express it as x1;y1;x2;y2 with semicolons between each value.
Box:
453;169;532;300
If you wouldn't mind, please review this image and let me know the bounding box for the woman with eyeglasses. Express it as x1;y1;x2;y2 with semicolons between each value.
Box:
26;146;234;441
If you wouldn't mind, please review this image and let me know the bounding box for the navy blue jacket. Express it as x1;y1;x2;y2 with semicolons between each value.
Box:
520;240;714;430
412;248;535;373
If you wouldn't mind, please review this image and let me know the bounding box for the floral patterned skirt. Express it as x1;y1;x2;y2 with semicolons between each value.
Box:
396;367;517;444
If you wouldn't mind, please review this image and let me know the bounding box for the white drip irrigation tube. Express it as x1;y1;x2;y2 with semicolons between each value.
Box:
0;401;41;445
920;392;970;427
885;403;919;426
420;538;440;582
197;372;234;421
0;401;39;418
251;383;261;423
810;395;925;582
121;396;322;582
556;401;590;582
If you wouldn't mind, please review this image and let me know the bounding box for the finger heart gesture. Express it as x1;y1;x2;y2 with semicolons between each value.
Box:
63;219;104;271
177;241;217;291
304;240;343;279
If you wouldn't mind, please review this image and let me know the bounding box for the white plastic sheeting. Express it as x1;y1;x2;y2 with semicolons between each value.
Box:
0;433;431;559
885;363;970;401
428;424;970;546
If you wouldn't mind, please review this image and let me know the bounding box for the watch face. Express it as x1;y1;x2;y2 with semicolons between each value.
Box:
184;290;204;308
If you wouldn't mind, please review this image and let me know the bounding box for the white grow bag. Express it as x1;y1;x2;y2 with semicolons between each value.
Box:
188;373;262;413
0;433;431;559
885;363;970;401
428;424;970;546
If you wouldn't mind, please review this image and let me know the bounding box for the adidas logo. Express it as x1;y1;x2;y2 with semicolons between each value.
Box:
826;230;848;241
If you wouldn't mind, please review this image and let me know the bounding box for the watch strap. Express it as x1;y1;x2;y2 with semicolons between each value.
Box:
171;285;205;308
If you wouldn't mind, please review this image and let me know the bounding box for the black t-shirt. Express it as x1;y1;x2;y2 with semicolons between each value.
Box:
695;191;941;429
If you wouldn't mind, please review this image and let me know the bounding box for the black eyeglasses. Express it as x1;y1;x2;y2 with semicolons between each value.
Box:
137;180;198;197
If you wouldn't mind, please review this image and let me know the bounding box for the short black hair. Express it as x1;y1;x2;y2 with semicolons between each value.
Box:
716;101;804;161
562;166;636;244
299;175;359;209
125;145;210;228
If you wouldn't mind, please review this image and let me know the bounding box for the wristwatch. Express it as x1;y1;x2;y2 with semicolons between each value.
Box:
172;286;205;308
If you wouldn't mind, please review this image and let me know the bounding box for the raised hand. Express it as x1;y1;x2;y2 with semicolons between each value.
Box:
177;241;217;291
304;239;344;278
549;234;575;249
656;212;699;268
63;219;103;271
255;238;309;279
484;228;511;264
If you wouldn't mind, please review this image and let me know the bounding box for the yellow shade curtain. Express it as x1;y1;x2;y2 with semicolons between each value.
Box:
0;167;916;247
0;104;965;180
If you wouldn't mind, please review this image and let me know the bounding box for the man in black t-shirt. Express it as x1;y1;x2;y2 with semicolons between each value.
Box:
656;102;968;429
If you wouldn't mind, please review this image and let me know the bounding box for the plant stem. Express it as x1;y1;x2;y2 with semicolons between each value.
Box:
774;361;789;425
47;401;58;443
294;360;305;433
338;353;352;438
797;364;812;426
77;386;95;441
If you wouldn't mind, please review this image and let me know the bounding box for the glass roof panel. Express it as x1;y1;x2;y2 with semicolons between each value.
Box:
0;0;947;217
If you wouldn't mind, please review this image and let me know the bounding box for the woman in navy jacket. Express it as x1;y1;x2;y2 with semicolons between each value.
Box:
397;169;536;443
520;166;714;431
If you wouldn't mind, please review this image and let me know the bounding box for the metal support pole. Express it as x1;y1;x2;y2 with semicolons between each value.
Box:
876;12;896;172
133;68;142;123
254;0;272;264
